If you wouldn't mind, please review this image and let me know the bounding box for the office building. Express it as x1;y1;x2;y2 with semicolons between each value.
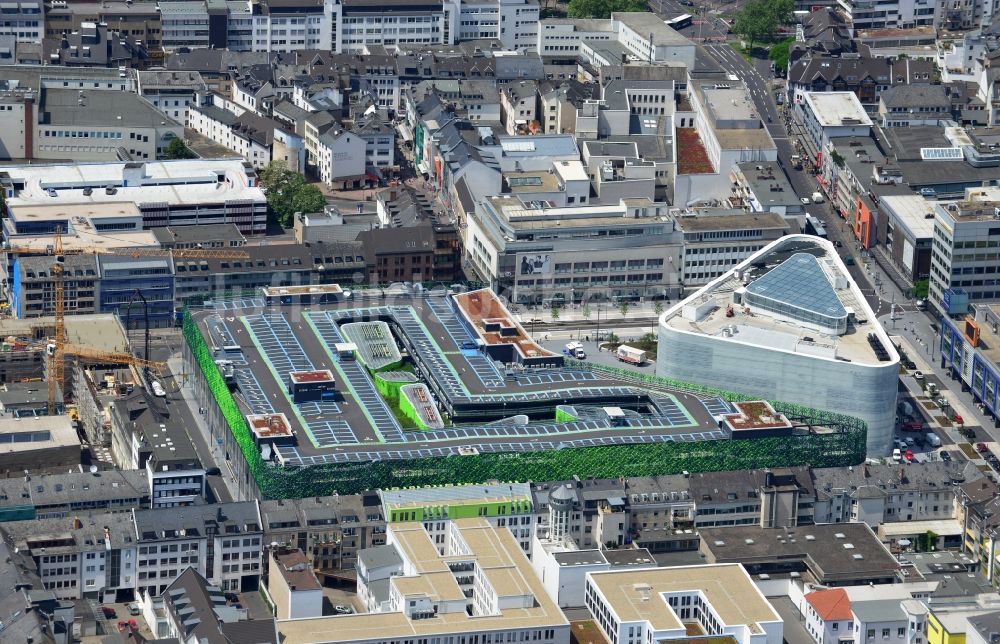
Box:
277;518;569;644
877;195;936;286
29;87;181;162
44;2;162;53
699;522;900;586
0;158;268;236
0;415;80;473
675;210;790;289
250;0;329;53
940;303;1000;425
797;91;873;162
466;194;683;305
380;483;535;553
929;194;1000;314
658;234;899;455
0;0;42;43
584;564;783;644
328;0;460;53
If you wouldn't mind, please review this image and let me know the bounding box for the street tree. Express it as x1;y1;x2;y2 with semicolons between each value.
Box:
259;161;326;228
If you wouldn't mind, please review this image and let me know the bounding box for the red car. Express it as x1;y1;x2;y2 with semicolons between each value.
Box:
101;607;117;619
977;443;989;453
902;421;925;432
904;450;915;463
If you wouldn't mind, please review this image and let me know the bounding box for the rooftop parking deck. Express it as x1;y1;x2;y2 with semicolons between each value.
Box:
194;290;735;467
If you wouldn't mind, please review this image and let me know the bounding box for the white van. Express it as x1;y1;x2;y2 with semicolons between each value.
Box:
892;448;902;462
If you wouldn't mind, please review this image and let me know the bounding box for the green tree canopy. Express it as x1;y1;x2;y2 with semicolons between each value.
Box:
259;161;326;228
163;137;195;160
567;0;646;19
768;36;795;74
732;0;792;52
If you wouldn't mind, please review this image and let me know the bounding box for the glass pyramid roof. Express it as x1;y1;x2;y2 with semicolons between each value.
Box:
745;252;846;322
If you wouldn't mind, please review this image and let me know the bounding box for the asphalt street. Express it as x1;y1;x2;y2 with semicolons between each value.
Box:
145;330;235;503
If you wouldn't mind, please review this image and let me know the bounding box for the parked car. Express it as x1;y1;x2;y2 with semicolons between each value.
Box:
127;603;140;616
892;448;902;462
904;449;915;463
976;442;989;453
206;467;221;476
913;370;924;380
904;437;915;448
334;605;353;614
101;607;117;619
940;451;952;462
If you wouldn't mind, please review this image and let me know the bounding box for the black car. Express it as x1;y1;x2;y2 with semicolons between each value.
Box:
940;451;952;462
225;592;239;603
206;467;221;476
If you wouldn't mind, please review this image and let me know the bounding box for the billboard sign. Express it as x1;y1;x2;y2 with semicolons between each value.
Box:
520;254;552;276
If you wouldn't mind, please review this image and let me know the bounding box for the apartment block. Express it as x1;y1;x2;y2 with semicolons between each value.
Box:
135;502;263;595
260;492;386;576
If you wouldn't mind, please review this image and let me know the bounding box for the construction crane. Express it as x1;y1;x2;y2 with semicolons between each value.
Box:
5;229;250;413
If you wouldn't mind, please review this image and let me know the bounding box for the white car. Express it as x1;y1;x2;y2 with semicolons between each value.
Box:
913;371;924;381
892;448;902;462
800;197;811;205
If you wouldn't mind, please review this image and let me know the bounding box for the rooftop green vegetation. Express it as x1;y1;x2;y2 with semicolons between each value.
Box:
183;309;867;499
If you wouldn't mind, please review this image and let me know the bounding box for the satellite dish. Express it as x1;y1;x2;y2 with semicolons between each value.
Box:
89;465;98;474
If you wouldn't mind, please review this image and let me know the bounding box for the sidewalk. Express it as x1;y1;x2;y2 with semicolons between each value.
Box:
894;334;978;443
512;300;668;327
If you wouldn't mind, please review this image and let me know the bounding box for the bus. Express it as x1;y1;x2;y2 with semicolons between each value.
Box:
666;13;693;29
803;214;828;239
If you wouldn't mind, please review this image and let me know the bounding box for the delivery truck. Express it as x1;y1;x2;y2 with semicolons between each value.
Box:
616;345;647;365
563;341;586;359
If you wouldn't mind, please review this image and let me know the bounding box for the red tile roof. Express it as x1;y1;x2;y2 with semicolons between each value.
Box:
806;588;853;621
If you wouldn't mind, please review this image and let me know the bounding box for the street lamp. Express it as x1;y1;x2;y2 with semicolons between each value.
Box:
595;301;602;348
